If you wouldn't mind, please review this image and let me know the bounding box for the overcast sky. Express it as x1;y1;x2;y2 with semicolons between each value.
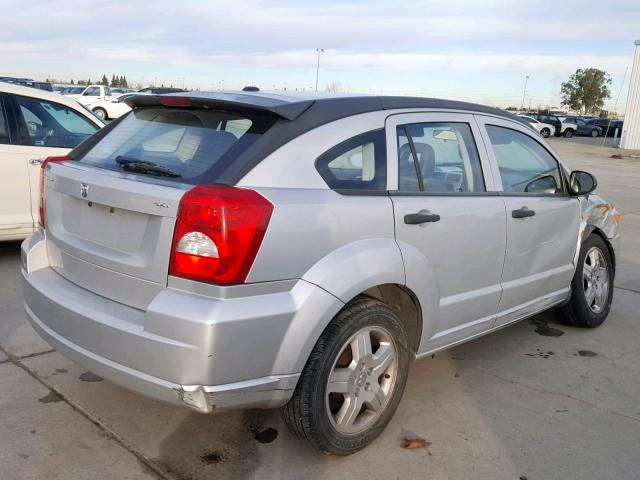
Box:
2;0;638;110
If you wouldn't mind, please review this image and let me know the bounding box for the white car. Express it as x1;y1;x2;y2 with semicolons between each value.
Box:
0;82;104;241
518;114;555;138
67;85;113;106
87;94;133;120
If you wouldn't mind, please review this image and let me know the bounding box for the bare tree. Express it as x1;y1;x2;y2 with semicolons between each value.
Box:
325;81;342;93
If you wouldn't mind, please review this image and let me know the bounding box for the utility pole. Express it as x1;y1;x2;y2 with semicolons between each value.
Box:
520;74;530;111
315;48;324;92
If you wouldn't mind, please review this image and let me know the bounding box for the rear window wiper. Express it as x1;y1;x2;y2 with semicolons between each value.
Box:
115;156;182;178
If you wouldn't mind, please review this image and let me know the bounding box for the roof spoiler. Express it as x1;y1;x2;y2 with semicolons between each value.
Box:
124;94;314;121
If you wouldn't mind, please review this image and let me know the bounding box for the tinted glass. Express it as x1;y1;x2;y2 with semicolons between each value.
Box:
78;107;276;181
84;87;100;96
0;98;9;144
397;122;485;193
315;129;386;190
487;125;564;194
15;95;99;148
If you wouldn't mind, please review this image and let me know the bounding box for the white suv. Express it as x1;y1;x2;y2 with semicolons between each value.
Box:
0;82;104;241
22;92;620;454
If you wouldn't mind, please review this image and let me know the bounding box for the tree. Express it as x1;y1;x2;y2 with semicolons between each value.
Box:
101;74;109;86
121;76;128;88
70;79;74;85
560;68;611;115
110;74;117;87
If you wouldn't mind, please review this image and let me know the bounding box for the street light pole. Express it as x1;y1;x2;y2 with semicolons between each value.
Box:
315;48;324;92
521;74;530;111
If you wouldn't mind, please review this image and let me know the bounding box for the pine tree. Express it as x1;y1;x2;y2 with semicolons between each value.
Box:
111;74;117;87
122;76;128;88
70;79;74;85
101;74;108;86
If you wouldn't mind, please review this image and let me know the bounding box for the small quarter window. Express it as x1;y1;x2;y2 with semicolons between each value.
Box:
315;129;386;190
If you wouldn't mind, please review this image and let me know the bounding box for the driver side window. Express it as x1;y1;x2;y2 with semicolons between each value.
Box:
486;125;565;194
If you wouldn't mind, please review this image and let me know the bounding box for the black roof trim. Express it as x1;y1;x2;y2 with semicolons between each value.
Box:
124;93;314;121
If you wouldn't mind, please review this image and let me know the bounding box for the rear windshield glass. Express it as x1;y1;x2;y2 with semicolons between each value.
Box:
77;107;276;181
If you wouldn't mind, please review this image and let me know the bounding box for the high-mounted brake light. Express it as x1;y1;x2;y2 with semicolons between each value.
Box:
156;96;191;107
169;185;273;285
38;156;69;227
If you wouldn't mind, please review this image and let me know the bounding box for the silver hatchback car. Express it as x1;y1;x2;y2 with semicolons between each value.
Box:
22;92;620;454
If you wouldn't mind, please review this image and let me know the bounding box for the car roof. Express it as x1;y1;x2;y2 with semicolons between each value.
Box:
126;90;522;122
0;81;90;111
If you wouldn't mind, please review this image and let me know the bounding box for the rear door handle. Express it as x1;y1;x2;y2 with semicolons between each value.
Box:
29;158;44;165
512;207;536;218
404;212;441;224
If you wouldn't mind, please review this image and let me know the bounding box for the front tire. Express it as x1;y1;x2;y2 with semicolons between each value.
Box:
559;234;613;328
591;129;599;137
281;297;410;455
92;107;108;120
541;128;551;138
564;129;574;138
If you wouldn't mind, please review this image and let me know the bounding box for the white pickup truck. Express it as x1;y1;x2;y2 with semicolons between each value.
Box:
66;85;112;106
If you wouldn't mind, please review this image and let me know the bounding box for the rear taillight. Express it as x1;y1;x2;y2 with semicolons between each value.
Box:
38;156;69;227
169;185;273;285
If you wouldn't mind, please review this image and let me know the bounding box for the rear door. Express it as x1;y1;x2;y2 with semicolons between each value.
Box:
476;115;580;326
387;112;507;351
0;93;33;238
9;93;101;228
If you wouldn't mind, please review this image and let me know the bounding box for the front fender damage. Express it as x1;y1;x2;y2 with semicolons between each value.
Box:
574;194;621;267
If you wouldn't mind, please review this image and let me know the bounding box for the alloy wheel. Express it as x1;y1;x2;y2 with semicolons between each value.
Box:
583;246;609;314
325;326;398;435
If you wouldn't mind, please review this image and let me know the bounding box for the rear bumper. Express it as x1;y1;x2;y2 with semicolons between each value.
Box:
22;232;343;412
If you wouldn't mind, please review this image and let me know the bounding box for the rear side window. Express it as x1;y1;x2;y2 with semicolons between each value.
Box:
397;122;485;193
315;129;386;191
78;107;276;181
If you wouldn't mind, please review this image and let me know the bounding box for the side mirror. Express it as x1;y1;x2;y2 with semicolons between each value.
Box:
525;174;558;194
569;170;597;195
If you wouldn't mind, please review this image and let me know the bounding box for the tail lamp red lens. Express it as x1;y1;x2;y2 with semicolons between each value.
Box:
169;185;273;285
38;156;69;227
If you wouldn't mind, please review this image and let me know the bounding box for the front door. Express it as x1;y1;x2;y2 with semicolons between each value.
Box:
386;112;507;353
476;115;580;326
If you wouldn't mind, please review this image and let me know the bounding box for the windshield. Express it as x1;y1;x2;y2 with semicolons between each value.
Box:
77;107;276;182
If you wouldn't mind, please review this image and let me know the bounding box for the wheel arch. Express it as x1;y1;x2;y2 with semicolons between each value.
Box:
584;225;616;272
358;283;423;355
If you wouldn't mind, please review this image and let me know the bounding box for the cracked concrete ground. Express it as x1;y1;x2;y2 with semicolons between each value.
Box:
0;136;639;479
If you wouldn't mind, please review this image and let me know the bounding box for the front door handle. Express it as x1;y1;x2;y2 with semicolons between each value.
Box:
512;207;536;218
404;211;441;224
29;158;44;165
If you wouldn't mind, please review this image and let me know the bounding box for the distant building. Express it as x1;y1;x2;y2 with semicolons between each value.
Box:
621;40;640;150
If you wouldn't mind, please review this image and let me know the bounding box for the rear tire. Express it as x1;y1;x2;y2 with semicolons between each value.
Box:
559;234;613;328
564;129;574;138
541;128;551;138
281;297;410;455
92;107;107;120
